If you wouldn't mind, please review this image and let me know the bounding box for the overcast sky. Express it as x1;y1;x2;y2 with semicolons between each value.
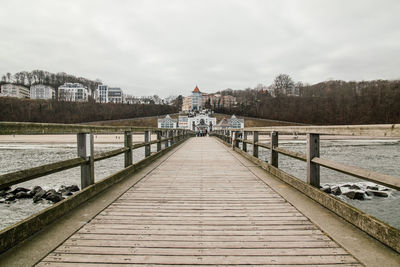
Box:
1;0;399;97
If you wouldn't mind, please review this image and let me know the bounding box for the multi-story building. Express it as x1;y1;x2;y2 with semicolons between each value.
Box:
97;85;108;103
177;111;216;132
30;84;55;99
108;87;123;103
58;83;89;102
158;115;178;128
191;86;202;111
0;83;30;98
181;96;191;112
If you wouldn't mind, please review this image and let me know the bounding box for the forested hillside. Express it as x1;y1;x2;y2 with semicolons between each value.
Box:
214;79;400;125
0;98;178;124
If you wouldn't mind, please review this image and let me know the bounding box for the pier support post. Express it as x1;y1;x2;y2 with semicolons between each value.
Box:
157;131;162;152
271;131;279;167
253;131;259;158
145;130;151;157
307;133;320;188
235;131;240;149
77;133;94;189
243;131;247;152
124;131;133;167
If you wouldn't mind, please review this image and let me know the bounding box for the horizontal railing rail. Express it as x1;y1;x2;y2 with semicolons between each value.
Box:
0;122;194;190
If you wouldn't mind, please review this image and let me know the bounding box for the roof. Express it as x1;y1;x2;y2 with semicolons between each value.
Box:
192;86;200;93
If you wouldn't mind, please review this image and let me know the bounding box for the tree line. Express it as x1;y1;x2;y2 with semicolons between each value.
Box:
0;70;101;94
0;98;178;124
214;77;400;125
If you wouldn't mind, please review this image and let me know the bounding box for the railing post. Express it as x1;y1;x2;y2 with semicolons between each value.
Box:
243;131;247;152
165;130;169;148
145;130;151;157
271;131;279;167
77;133;94;189
253;131;259;158
235;131;240;148
307;133;320;188
124;131;133;167
157;131;162;152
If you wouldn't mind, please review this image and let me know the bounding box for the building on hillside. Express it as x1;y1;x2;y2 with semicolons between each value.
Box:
58;83;89;102
178;111;216;132
124;94;136;104
191;86;203;111
214;115;244;130
97;85;108;103
108;87;123;103
181;96;191;112
178;116;189;129
221;95;237;108
0;83;30;98
30;84;55;99
158;115;178;128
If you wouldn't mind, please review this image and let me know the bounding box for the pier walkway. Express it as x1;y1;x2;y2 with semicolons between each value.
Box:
36;137;362;266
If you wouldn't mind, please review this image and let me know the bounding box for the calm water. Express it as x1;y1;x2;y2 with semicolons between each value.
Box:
0;139;399;230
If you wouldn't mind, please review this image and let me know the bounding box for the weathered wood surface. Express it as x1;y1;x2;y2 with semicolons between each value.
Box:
37;137;360;266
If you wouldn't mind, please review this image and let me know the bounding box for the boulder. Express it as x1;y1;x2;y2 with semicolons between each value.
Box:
66;185;80;192
30;186;43;196
321;185;331;194
367;190;389;197
366;185;379;191
5;193;16;201
343;190;365;200
44;189;64;203
0;186;11;197
0;198;5;203
32;188;47;203
15;191;31;199
11;187;30;195
349;184;361;190
331;186;342;196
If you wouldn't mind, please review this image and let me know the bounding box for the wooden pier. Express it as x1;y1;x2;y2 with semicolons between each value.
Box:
36;137;360;266
0;122;399;266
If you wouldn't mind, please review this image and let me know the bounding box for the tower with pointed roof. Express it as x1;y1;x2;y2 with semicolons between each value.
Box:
191;85;202;111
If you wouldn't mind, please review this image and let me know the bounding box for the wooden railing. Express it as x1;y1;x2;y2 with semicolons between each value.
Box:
0;122;193;190
212;124;400;190
211;124;400;253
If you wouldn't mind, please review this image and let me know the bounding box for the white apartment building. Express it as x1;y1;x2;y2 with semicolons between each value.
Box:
58;83;89;102
0;83;30;98
97;85;108;103
30;84;55;99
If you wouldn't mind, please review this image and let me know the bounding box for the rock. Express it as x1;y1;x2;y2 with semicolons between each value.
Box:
66;185;80;192
321;186;331;194
341;184;351;188
349;184;361;190
30;186;43;196
32;189;47;203
343;190;365;200
5;193;16;201
367;190;389;197
366;185;379;191
0;186;11;197
365;191;374;197
61;190;73;196
11;187;30;195
331;186;342;196
46;193;64;203
0;198;5;203
15;191;31;199
44;189;64;203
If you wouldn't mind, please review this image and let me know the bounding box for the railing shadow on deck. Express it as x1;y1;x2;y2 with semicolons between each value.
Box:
211;124;400;253
0;122;194;253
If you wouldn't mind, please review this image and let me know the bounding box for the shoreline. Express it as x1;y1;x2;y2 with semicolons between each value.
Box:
0;134;398;144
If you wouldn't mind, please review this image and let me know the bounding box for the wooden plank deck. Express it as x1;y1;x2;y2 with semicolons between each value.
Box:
37;137;361;266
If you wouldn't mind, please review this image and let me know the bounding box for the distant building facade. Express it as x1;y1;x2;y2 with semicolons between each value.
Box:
58;83;89;102
158;115;178;128
108;87;123;103
181;96;192;112
97;85;108;103
215;115;244;130
30;84;55;100
0;83;29;98
181;86;237;112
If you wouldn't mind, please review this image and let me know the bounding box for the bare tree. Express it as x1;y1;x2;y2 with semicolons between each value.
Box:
272;74;294;97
